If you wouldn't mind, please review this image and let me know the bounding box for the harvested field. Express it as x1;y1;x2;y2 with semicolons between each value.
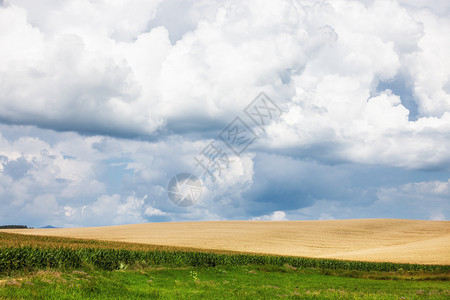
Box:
1;219;449;265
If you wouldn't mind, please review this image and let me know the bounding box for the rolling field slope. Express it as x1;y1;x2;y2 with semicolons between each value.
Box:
2;219;449;265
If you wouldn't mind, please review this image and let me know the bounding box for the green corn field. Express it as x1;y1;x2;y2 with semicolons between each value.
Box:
0;232;448;274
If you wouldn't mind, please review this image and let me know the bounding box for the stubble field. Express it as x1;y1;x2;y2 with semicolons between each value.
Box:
2;219;449;265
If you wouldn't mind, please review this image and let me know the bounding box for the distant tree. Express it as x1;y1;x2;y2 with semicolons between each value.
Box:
0;225;29;229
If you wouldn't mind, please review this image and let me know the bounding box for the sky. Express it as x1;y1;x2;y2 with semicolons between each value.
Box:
0;0;449;227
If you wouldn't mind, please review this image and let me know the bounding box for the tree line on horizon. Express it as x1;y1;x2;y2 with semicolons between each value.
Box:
0;225;31;229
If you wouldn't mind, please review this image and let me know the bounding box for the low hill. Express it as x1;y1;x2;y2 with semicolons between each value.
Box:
1;219;448;265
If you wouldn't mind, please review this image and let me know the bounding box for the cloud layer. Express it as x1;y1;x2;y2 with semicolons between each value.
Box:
0;0;449;226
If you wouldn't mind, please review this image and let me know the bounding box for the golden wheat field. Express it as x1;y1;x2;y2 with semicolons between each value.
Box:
2;219;449;265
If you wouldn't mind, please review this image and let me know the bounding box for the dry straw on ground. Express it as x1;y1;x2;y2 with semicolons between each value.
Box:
2;219;449;265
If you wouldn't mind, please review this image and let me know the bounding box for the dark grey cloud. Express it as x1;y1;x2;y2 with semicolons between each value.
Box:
242;153;450;218
243;154;366;215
